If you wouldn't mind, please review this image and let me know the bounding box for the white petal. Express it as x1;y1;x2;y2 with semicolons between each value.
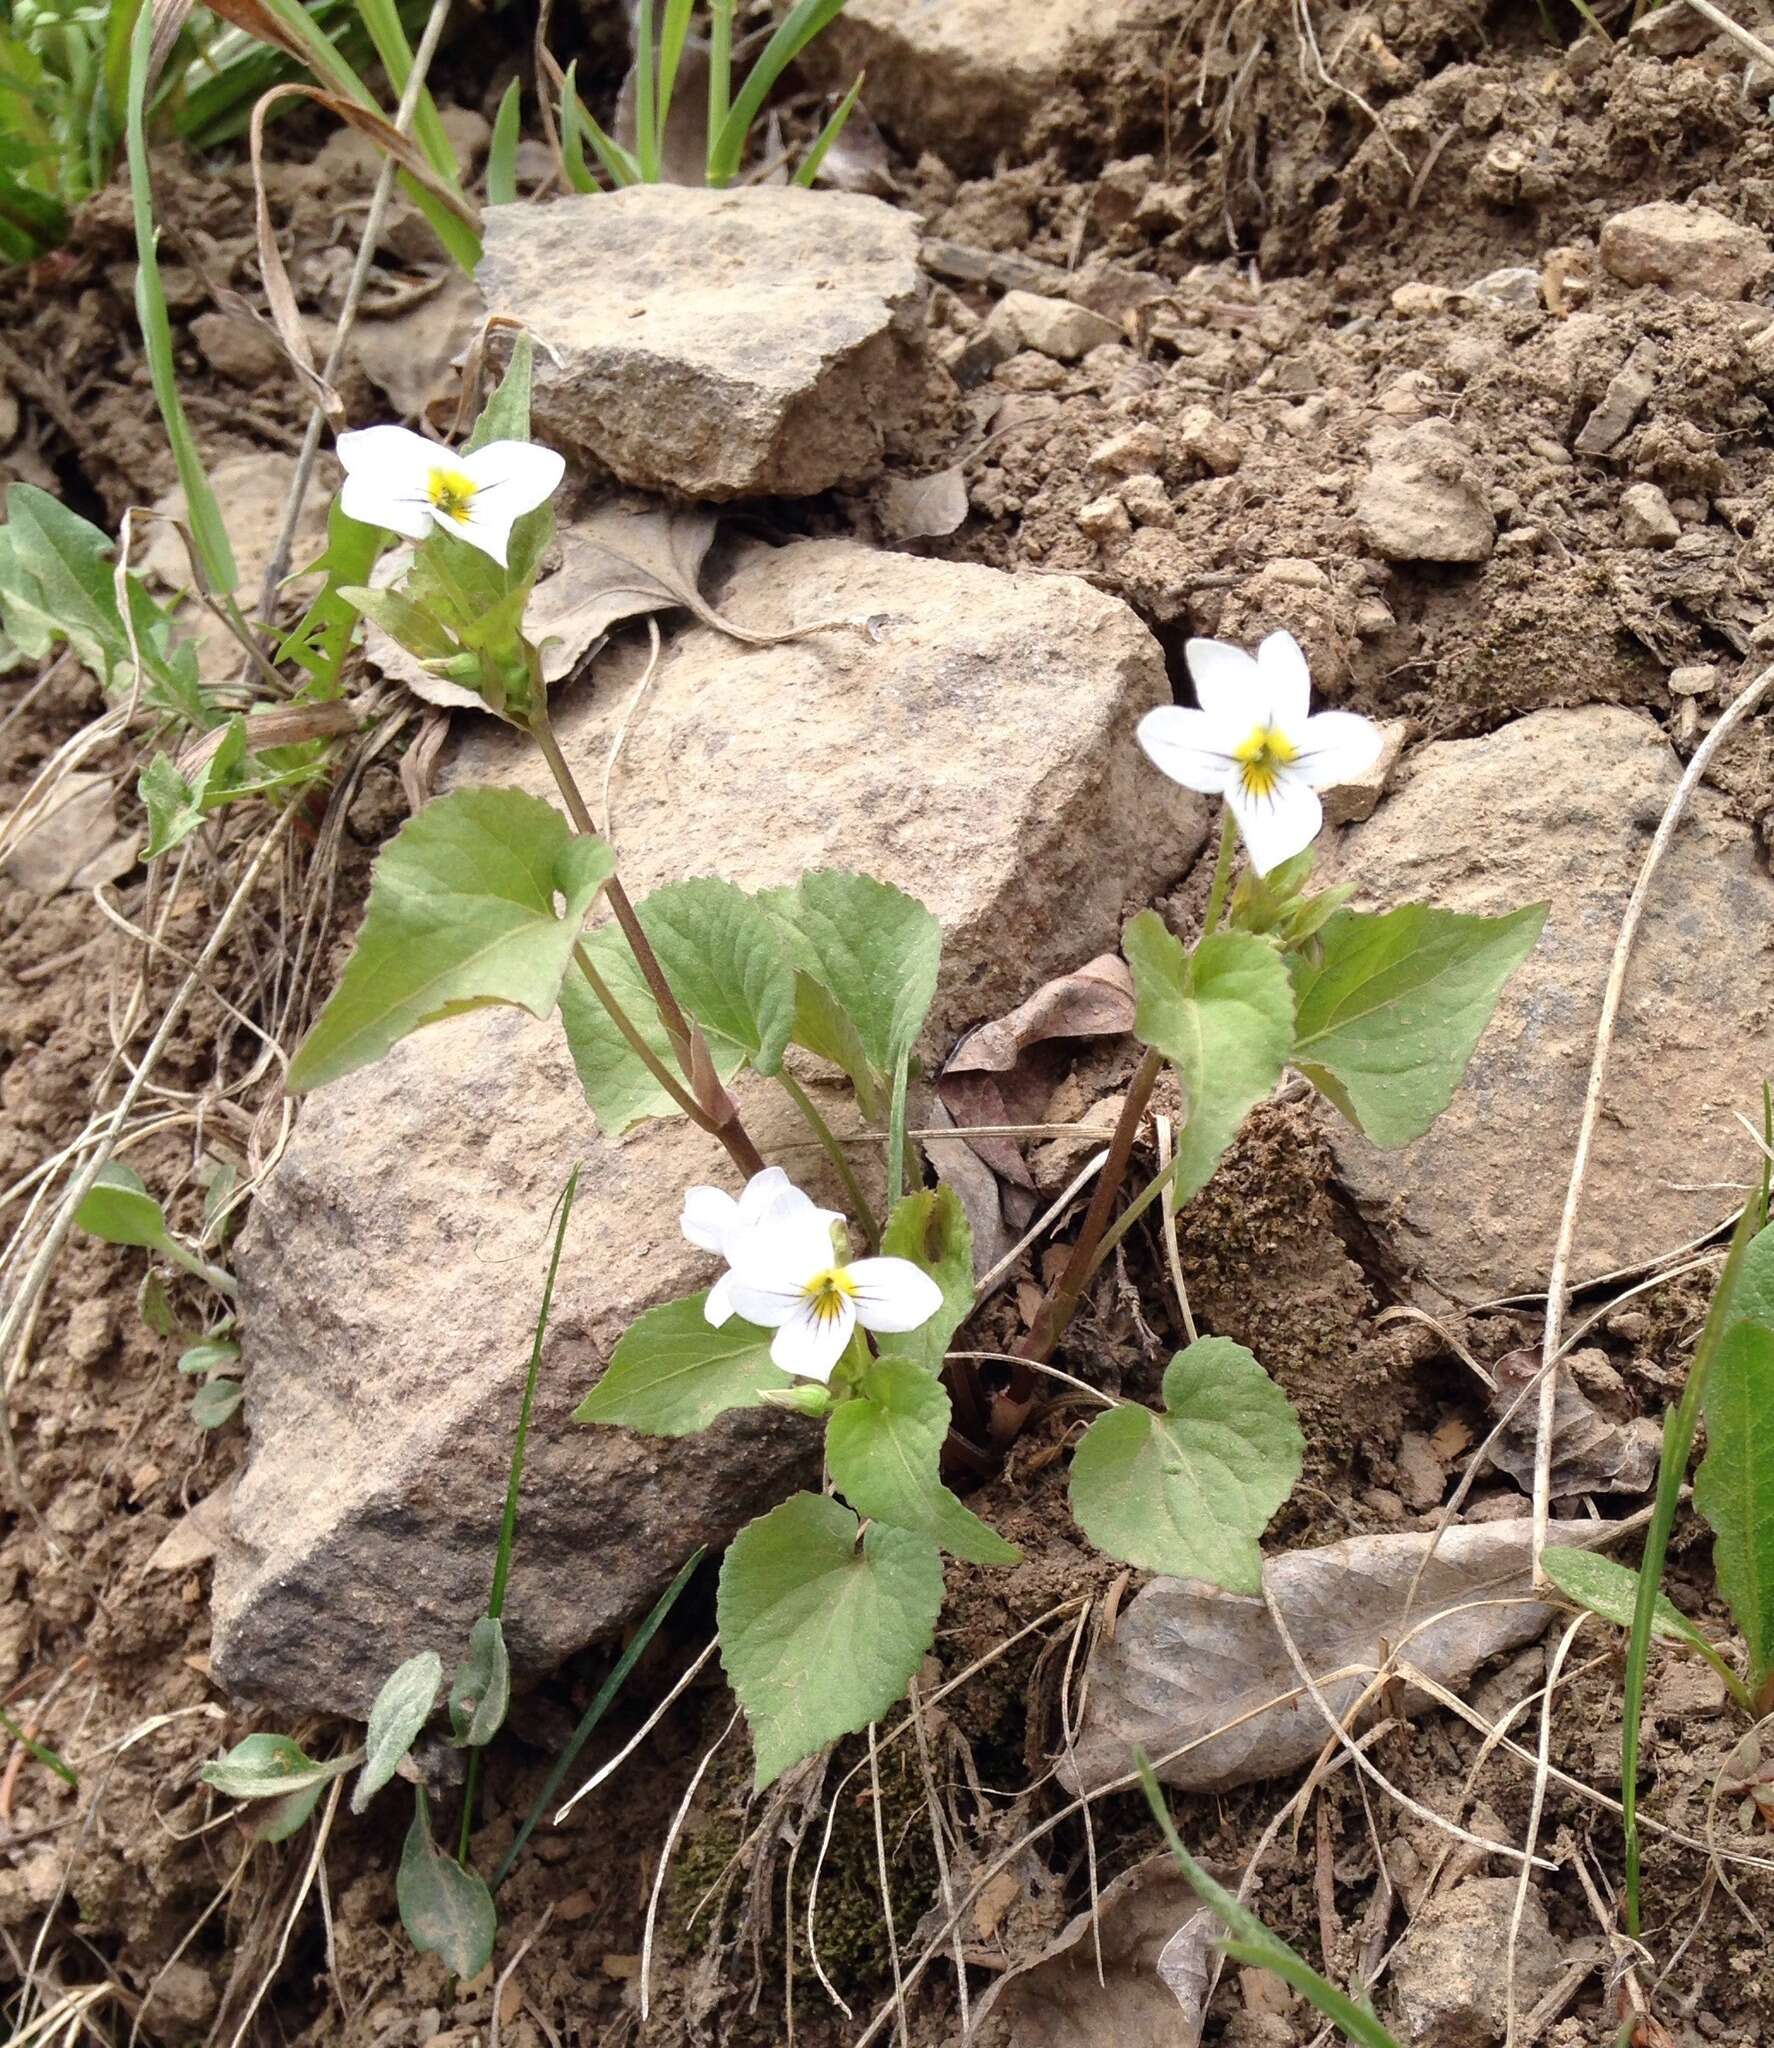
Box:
335;425;442;541
734;1167;799;1231
705;1272;736;1326
769;1294;854;1382
724;1272;803;1329
846;1258;944;1336
1184;638;1264;725
336;423;436;485
1137;706;1236;794
461;438;567;517
729;1208;838;1284
1227;770;1322;876
1294;709;1385;791
1255;631;1312;734
681;1184;739;1252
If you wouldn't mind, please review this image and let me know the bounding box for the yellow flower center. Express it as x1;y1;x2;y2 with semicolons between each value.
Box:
426;466;479;524
1232;723;1297;800
800;1267;857;1326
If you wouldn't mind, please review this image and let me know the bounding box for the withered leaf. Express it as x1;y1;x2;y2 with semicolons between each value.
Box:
878;466;968;542
1486;1349;1659;1498
1063;1520;1592;1796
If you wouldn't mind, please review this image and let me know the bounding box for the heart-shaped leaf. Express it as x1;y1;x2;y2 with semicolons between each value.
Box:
574;1293;792;1435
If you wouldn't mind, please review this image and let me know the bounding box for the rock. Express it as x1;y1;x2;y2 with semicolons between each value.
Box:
1391;282;1455;317
476;187;927;499
1620;480;1680;547
1356;422;1496;563
1464;265;1541;309
1116;472;1173;527
1088;423;1166;476
191;311;285;385
1076;492;1131;541
797;0;1156;169
213;540;1207;1714
1668;662;1721;699
1320;707;1774;1297
984;289;1120;362
1598;201;1772;299
1174;402;1246;475
1573;338;1659;457
1390;1879;1561;2045
1322;717;1406;825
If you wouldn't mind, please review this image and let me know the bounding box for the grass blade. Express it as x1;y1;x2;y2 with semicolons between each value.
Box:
486;75;520;206
491;1543;706;1889
0;1704;77;1789
1138;1754;1401;2047
633;0;658;182
1620;1188;1767;1933
351;0;461;187
563;74;642;188
791;69;861;187
708;0;847;185
706;0;732;167
655;0;695;153
126;0;237;591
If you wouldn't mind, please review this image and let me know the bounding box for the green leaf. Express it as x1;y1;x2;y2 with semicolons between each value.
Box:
558;922;745;1133
635;879;797;1077
254;1778;329;1842
763;870;941;1077
140;717;251;861
873;1188;973;1372
288;788;613;1093
190;1377;244;1428
1;484;130;686
573;1293;792;1435
1723;1222;1774;1332
1124;917;1295;1209
1067;1337;1303;1592
339;583;460;663
1290;902;1547;1149
397;1784;497;1978
138;1271;179;1339
467;332;534;451
75;1163;169;1250
826;1360;1018;1565
177;1338;240;1376
486;77;520;205
449;1617;511;1748
717;1493;944;1789
276;503;384;698
1541;1547;1740;1670
201;1732;360;1802
785;970;881;1117
1695;1319;1774;1692
353;1649;443;1814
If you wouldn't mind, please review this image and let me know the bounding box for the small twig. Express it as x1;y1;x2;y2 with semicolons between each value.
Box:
555;1639;717;1822
1533;663;1774;1579
1666;0;1774;69
640;1710;739;2021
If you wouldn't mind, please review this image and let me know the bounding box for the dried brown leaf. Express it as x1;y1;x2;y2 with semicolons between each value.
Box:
1063;1520;1588;1796
971;1853;1223;2047
2;771;136;895
878;466;968;542
1487;1349;1659;1497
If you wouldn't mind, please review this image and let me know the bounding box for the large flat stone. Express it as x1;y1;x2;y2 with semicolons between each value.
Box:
477;187;926;499
212;539;1207;1714
1320;706;1774;1299
801;0;1155;169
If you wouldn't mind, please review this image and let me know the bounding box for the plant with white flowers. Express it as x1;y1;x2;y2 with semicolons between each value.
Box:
288;338;1549;1788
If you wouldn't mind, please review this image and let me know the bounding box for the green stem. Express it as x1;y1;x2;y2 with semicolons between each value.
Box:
460;1167;580;1864
778;1071;880;1247
1199;808;1239;942
572;943;710;1130
160;1236;238;1297
886;1052;909;1211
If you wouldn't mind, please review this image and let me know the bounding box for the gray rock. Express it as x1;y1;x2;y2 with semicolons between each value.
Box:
983;289;1120;363
1667;662;1721;699
1356;421;1496;563
1391;1879;1560;2045
1573;338;1659;457
476;187;927;499
1076;492;1131;540
1620;480;1680;547
1599;200;1772;298
212;539;1208;1714
798;0;1156;169
1322;706;1774;1298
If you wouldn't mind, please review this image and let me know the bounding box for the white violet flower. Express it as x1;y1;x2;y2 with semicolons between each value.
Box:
335;423;565;569
681;1168;841;1330
723;1205;944;1384
1136;630;1384;876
